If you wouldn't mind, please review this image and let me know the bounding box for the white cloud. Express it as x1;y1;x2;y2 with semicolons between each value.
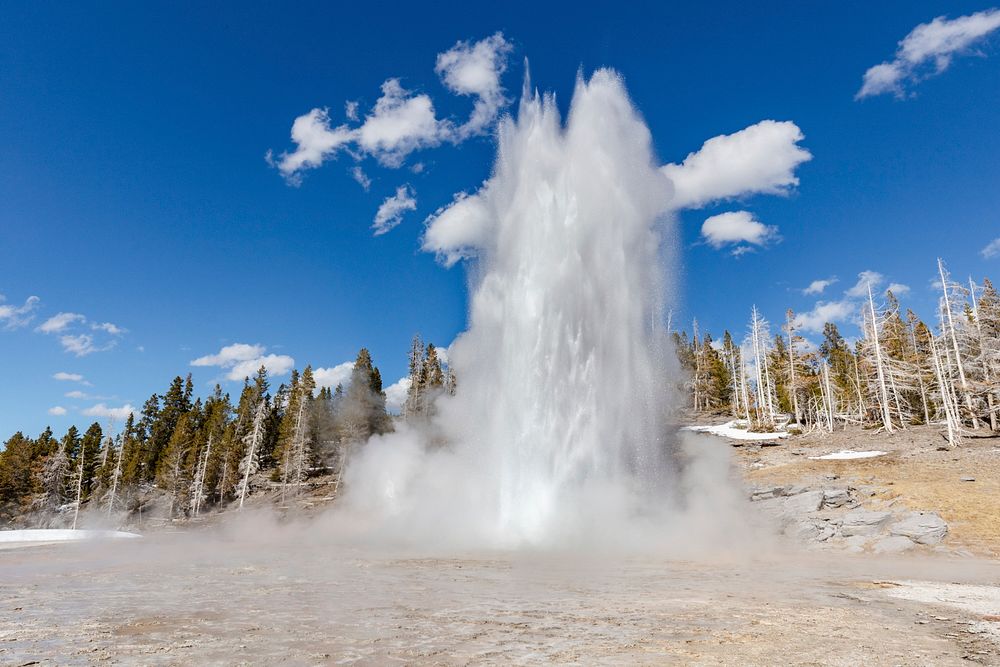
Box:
793;299;857;333
0;294;40;329
37;311;123;354
52;371;85;382
191;343;293;381
65;390;111;400
227;354;295;382
272;34;514;183
982;237;1000;258
47;406;67;416
91;322;126;335
345;100;359;121
794;269;907;333
269;108;355;183
802;277;838;295
60;333;114;357
435;31;514;139
37;312;85;334
384;376;411;413
191;343;265;367
858;9;1000;99
845;270;885;298
81;403;136;421
700;211;779;254
422;190;493;267
373;184;417;235
356;79;444;167
350;166;372;191
314;361;354;390
661;120;812;209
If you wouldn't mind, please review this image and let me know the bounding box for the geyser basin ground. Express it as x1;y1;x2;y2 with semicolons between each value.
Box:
3;535;1000;665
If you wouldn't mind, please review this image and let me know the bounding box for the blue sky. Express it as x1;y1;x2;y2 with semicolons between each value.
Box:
2;1;999;437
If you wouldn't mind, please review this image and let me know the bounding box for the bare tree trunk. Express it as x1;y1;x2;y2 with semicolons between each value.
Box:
867;284;894;433
930;333;958;447
72;438;86;530
939;259;978;429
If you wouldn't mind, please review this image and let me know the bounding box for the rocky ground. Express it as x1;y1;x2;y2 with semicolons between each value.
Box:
719;423;1000;557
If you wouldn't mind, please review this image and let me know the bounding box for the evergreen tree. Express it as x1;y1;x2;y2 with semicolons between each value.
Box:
0;432;38;522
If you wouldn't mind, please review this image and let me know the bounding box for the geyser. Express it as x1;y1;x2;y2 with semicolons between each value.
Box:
344;70;693;548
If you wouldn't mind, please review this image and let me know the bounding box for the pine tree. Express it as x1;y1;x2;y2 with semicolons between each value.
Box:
0;432;38;522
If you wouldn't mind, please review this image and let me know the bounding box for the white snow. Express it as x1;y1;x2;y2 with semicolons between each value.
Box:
0;529;141;545
685;421;789;441
808;450;887;460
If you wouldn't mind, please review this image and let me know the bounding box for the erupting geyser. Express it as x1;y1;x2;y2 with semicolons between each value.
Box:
345;70;688;548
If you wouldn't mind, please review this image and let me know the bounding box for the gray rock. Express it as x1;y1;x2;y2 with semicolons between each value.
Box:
960;476;975;482
822;488;851;508
842;535;869;553
750;485;785;501
873;535;915;554
889;512;948;545
844;535;869;547
782;490;825;514
788;519;836;542
841;510;893;537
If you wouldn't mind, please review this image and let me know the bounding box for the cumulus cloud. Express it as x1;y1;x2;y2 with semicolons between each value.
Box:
268;108;354;183
53;372;85;382
373;184;417;235
982;237;1000;258
435;31;514;139
191;343;266;367
384;376;411;413
82;403;136;421
794;270;906;333
37;312;85;334
858;9;1000;99
0;294;40;330
272;34;514;185
314;361;355;391
422;190;493;267
845;270;885;298
191;343;293;381
47;406;67;416
700;211;779;254
792;299;857;334
802;277;838;295
662;120;812;209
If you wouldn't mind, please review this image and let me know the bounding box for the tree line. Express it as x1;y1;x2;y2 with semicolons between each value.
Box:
0;338;454;527
674;260;999;445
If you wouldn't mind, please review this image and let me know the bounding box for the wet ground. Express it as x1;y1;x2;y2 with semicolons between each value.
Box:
2;532;999;666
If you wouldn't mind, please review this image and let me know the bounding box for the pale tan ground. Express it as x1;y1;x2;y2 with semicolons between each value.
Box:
3;425;1000;666
2;537;1000;666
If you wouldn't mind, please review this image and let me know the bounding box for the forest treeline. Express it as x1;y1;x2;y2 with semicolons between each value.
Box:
0;336;454;526
674;260;999;444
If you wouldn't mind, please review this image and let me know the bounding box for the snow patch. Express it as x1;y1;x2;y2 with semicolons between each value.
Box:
685;421;789;441
808;450;887;460
0;529;141;545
